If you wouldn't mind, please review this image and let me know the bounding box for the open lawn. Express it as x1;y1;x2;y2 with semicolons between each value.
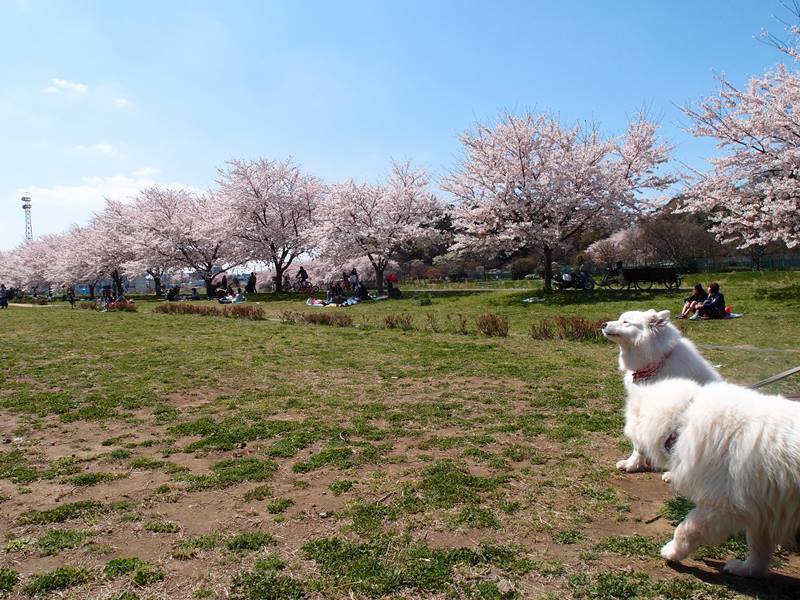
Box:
1;271;799;599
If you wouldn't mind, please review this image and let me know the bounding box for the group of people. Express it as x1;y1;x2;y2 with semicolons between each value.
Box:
98;287;135;310
679;281;727;320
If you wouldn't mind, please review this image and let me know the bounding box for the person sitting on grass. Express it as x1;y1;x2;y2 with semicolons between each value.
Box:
234;288;246;303
166;286;180;301
190;287;200;301
678;283;708;319
692;281;726;320
355;281;370;301
387;274;402;299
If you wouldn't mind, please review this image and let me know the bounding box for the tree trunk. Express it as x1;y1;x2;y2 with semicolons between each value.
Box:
205;277;215;299
274;265;285;293
374;265;385;295
543;247;553;292
111;270;124;297
151;273;162;297
88;283;96;299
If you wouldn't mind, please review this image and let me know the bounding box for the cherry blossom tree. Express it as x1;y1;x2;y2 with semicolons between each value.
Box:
49;226;108;297
131;186;249;297
100;198;175;296
443;112;674;290
680;29;800;248
314;162;444;294
217;158;323;293
6;236;59;294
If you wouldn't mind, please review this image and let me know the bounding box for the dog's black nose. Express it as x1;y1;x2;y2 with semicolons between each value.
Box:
601;322;608;329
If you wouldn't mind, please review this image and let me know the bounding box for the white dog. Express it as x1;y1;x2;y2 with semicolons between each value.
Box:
602;309;721;471
625;378;800;578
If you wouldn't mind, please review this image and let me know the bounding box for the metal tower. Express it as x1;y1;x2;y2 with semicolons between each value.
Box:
21;195;32;240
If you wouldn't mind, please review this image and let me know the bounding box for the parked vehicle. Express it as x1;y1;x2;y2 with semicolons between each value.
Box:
554;267;595;290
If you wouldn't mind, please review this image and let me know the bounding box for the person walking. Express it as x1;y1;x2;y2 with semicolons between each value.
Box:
245;272;257;294
0;284;8;309
67;287;76;308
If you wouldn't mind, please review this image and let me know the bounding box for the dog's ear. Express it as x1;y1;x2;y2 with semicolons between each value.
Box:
650;309;671;329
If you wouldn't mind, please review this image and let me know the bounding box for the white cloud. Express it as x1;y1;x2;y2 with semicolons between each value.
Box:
45;78;87;94
132;167;159;177
114;97;131;108
74;143;120;157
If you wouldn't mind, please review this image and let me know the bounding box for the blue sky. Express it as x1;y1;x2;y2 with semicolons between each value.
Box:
0;0;788;250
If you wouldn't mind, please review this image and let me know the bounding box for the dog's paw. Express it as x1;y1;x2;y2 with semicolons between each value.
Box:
616;458;644;473
660;541;685;562
661;471;672;484
722;559;768;578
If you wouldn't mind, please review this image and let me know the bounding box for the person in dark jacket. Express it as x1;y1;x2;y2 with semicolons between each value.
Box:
692;282;726;320
678;283;708;319
355;281;370;301
245;272;257;294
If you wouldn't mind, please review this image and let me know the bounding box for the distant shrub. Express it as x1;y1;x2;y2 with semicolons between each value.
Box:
300;312;353;327
383;313;414;330
153;303;220;317
476;313;509;337
223;305;265;320
424;312;440;333
279;310;298;324
30;297;50;305
418;294;432;306
447;313;469;335
108;301;137;312
529;315;606;342
528;320;554;340
78;301;95;310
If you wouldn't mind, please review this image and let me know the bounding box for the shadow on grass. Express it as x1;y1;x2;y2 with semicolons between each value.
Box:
493;288;682;307
401;290;495;300
754;283;800;305
670;561;800;600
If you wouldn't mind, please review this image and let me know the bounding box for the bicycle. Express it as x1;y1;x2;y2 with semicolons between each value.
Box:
291;280;320;294
596;267;625;290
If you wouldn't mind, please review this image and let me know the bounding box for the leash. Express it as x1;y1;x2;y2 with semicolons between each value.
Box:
749;365;800;392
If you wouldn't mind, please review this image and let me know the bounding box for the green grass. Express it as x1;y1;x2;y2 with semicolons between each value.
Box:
144;519;180;533
225;531;277;552
0;567;19;592
67;471;119;486
173;534;220;559
244;484;273;501
2;271;800;598
266;498;294;514
22;566;91;595
35;528;88;556
180;457;277;490
18;500;104;524
330;479;356;495
104;557;148;577
303;536;533;598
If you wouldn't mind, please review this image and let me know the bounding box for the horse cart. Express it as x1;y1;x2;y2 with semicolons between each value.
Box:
597;265;682;290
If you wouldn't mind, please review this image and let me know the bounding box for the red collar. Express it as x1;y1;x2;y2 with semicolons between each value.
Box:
632;346;676;383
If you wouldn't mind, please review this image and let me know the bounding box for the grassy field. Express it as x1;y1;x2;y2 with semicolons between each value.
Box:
0;271;799;599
